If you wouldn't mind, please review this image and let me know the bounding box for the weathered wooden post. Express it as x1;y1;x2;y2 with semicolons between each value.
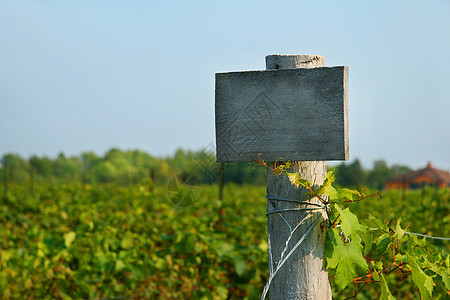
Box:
265;55;336;299
215;54;348;299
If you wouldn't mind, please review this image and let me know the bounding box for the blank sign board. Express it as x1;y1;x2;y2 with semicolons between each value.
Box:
215;67;349;163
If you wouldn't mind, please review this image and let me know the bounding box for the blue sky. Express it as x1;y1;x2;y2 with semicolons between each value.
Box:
1;0;449;170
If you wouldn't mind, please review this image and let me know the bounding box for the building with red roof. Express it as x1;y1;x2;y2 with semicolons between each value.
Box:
385;163;450;189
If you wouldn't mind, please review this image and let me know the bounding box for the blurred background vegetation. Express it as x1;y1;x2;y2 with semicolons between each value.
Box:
1;149;448;299
1;148;413;190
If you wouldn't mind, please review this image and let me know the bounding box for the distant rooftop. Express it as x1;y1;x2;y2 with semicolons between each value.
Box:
386;162;450;189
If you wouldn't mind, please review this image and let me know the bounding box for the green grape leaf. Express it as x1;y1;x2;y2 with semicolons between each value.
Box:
273;167;283;175
442;272;450;290
120;234;133;250
232;254;247;276
115;259;126;272
286;171;312;189
370;259;384;271
325;228;368;291
395;253;406;264
335;204;367;238
422;255;450;290
362;230;374;255
287;172;300;187
315;171;337;198
368;214;387;229
215;285;229;299
375;233;392;253
297;178;313;189
64;231;76;248
367;214;389;238
212;241;246;276
373;271;396;300
337;188;360;202
57;291;72;300
406;254;433;299
392;217;406;241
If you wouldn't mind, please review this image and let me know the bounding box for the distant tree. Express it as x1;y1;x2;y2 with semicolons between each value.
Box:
224;162;266;185
129;150;153;169
2;153;28;184
80;152;101;184
80;152;101;170
194;150;219;184
127;150;154;183
171;148;195;175
368;160;391;190
334;159;366;187
1;157;7;190
12;149;418;188
97;149;145;184
94;161;116;183
53;153;79;181
29;155;53;177
390;164;413;177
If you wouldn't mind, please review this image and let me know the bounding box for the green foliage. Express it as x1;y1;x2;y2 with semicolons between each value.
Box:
0;182;268;299
368;160;392;190
406;254;433;299
333;159;366;187
281;168;449;299
332;159;413;189
325;227;368;291
1;154;28;184
1;149;267;187
1;157;449;299
1;150;419;191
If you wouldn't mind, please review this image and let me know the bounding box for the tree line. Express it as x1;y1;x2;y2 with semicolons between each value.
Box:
1;148;411;189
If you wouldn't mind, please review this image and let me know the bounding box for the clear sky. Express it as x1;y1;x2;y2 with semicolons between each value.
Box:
1;0;449;170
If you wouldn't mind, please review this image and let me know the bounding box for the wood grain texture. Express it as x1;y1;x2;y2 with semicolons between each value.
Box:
265;55;332;300
267;161;331;300
215;67;348;163
266;54;325;69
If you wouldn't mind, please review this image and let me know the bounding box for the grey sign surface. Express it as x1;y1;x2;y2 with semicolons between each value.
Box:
215;67;349;162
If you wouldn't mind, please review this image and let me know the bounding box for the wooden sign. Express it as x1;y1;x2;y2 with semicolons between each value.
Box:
215;66;349;163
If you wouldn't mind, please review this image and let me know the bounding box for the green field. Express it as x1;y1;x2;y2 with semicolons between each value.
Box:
1;181;448;299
